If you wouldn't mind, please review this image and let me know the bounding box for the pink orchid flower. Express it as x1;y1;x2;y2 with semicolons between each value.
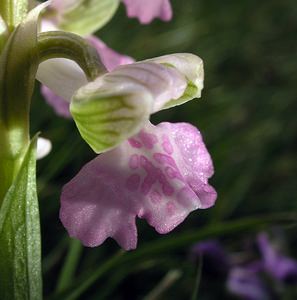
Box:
37;52;217;250
122;0;172;24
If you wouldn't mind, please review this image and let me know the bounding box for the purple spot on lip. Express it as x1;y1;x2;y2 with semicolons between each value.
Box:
140;155;174;196
150;190;162;204
153;153;176;167
166;166;179;179
162;134;173;154
154;153;183;180
166;202;176;216
128;138;142;148
138;130;158;149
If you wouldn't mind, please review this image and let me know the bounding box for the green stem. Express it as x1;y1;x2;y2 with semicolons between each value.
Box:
55;239;83;293
49;212;297;300
0;21;36;202
191;255;203;300
38;31;106;81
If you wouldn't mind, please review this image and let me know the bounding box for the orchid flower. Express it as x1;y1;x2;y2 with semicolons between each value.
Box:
37;52;217;250
257;232;297;283
227;266;270;300
49;0;172;28
122;0;172;24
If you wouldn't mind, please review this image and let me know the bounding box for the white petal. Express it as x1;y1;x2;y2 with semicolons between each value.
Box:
36;58;88;102
144;53;204;103
37;137;52;159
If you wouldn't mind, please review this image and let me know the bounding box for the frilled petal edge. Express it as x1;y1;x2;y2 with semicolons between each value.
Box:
60;122;216;250
122;0;172;24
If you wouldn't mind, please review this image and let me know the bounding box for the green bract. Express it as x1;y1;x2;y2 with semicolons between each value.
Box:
0;136;41;300
57;0;120;36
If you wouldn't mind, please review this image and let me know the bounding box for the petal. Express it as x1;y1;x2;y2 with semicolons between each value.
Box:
227;267;270;300
41;85;71;118
36;58;88;102
87;36;134;72
50;0;79;12
60;122;216;250
145;53;204;108
49;0;120;36
122;0;172;24
37;137;52;159
111;61;187;112
70;74;153;153
258;232;297;283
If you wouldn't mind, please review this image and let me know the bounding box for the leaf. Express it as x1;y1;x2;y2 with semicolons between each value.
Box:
0;136;42;300
59;0;120;36
50;213;297;300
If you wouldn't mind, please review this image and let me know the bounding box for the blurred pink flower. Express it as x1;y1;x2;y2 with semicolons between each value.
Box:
122;0;172;24
258;232;297;283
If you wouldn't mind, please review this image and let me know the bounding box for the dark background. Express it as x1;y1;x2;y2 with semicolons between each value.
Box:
32;0;297;299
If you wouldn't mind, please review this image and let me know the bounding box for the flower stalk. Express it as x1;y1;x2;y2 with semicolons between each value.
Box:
37;31;106;81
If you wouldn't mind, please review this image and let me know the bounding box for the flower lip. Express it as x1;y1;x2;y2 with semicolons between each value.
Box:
60;121;216;250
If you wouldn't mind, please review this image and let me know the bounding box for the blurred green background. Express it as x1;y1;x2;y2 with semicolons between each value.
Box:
32;0;297;299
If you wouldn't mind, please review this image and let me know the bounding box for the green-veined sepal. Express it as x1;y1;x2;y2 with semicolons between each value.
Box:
50;0;120;36
71;76;153;153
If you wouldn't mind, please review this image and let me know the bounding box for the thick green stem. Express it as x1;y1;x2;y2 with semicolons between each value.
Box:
0;21;37;202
